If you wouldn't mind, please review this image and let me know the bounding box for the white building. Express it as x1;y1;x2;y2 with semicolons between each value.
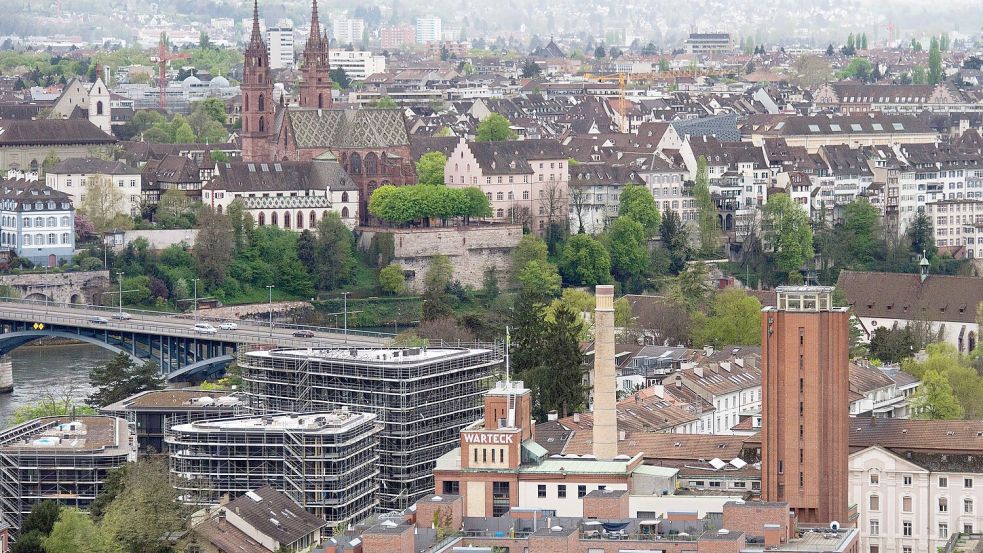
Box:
328;50;386;80
0;180;75;267
677;347;761;435
266;25;295;69
332;17;365;46
45;158;142;218
415;16;442;44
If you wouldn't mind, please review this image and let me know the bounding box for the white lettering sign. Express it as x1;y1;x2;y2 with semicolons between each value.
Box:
462;432;514;445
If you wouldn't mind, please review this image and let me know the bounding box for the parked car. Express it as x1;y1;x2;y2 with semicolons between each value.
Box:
193;323;218;335
219;322;238;330
112;312;132;320
89;316;109;324
292;330;315;338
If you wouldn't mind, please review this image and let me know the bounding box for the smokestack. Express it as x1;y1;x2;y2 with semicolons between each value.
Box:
593;285;618;460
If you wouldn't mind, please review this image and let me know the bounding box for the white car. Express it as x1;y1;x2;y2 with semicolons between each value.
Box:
219;322;238;330
112;312;132;320
193;323;218;335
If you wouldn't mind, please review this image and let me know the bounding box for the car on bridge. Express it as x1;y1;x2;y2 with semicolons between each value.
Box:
89;316;109;324
112;312;132;320
193;323;218;335
219;322;238;330
292;330;315;338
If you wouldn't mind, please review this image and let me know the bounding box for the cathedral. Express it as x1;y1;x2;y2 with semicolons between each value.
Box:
241;0;416;223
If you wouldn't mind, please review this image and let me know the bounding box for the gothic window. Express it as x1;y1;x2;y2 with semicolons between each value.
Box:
96;101;103;115
259;94;265;111
244;94;248;111
349;153;362;175
365;152;379;175
216;204;223;215
258;212;265;225
342;206;350;218
283;211;291;229
259;116;265;132
309;211;316;228
341;192;349;203
318;93;324;109
296;211;304;229
29;160;38;173
271;212;278;226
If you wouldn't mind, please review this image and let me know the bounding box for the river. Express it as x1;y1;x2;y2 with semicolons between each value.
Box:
0;344;111;427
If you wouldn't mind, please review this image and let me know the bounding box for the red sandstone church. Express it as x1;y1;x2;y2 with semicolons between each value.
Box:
240;0;417;222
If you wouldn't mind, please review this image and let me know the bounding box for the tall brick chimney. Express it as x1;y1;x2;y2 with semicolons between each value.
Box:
593;285;617;459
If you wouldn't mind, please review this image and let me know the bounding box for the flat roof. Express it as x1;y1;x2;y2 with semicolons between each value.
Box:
0;416;131;454
101;389;241;412
247;346;493;367
171;411;376;435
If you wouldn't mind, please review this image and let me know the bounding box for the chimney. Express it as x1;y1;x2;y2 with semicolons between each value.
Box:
694;366;704;378
592;285;618;460
654;385;665;399
573;412;581;423
547;410;558;421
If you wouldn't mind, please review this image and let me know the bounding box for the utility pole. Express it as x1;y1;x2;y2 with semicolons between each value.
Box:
342;291;349;343
191;278;200;323
116;271;124;316
266;285;274;336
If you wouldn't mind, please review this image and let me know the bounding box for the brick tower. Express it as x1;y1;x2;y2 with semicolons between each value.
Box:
761;286;850;525
298;0;333;109
241;0;273;162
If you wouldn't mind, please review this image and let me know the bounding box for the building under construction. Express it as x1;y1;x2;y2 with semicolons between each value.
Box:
239;346;501;509
166;410;380;527
0;416;137;533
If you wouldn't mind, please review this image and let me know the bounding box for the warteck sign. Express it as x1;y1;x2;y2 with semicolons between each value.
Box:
462;432;515;445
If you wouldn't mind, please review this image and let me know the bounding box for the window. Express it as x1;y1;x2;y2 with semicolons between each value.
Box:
482;449;487;463
870;519;879;535
940;522;948;539
966;524;975;534
442;480;460;495
903;496;912;512
537;484;546;498
939;497;948;512
496;192;504;201
557;485;566;498
903;521;912;536
577;485;587;498
522;191;529;200
869;495;879;511
940;476;948;488
966;499;974;514
966;478;974;488
903;474;912;486
870;472;879;484
903;547;912;553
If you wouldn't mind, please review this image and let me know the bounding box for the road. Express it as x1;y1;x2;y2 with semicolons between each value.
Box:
0;299;390;348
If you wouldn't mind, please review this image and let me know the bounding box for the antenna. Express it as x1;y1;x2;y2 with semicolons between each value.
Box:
505;326;516;428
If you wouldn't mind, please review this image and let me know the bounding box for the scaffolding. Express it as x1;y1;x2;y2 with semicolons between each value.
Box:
166;411;380;528
238;344;502;509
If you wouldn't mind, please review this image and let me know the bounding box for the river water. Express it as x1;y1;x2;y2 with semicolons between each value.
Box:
0;344;110;427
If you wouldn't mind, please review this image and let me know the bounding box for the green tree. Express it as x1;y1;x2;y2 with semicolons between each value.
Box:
559;233;611;286
422;255;453;321
155;189;196;228
79;174;128;232
12;392;95;424
840;57;872;82
100;457;184;553
475;113;516;142
660;209;689;274
521;59;541;78
190;98;227;126
526;303;587;418
314;212;355;291
517;259;561;300
192;208;234;287
10;532;45;553
912;66;927;84
929;36;943;84
20;500;61;537
416;151;448;185
87;352;163;407
911;369;964;419
379;264;406;295
693;156;719;255
860;33;868;50
296;229;317;274
762;193;813;278
594;45;606;58
329;67;351;89
618;184;660;236
370;96;398;108
44;509;111;553
840;199;880;268
691;289;762;347
606;217;649;292
868;326;917;363
907;211;937;259
511;234;549;281
658;58;670;72
903;343;983;419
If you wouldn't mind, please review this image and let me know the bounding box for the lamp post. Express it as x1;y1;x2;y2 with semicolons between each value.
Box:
342;291;349;343
116;271;124;317
191;278;200;324
266;285;274;336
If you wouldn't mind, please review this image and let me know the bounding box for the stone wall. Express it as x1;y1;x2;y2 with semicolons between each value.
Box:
358;224;523;293
107;229;199;251
0;270;110;305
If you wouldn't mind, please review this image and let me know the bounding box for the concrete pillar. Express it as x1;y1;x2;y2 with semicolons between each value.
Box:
593;285;617;460
0;356;14;393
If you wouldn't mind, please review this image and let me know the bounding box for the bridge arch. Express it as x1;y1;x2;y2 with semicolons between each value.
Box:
22;293;51;303
0;330;142;362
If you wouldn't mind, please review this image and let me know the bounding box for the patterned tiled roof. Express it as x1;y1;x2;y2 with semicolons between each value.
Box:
286;108;409;150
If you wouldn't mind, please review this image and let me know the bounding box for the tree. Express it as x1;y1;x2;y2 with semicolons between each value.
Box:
44;509;111;553
41;149;60;177
476;113;516;142
840;199;880;268
12;389;95;424
868;325;917;363
192;208;234;287
903;343;983;419
860;33;868;50
911;370;964;420
928;36;943;84
226;198;253;253
20;501;61;537
521;59;541;78
329;67;351;89
911;38;923;52
525;303;587;418
517;260;561;300
416;151;448;185
10;531;45;553
79;174;127;232
511;234;549;281
840;57;872;82
314;212;356;291
658;58;670;72
594;45;606;59
618;184;660;236
100;457;184;553
87;352;163;407
606;217;649;292
691;289;762;347
693;156;719;255
826;44;835;56
660;209;689;274
379;264;406;295
422;255;453;321
190;97;227;126
155;189;196;228
907;211;936;260
369;96;398;108
296;229;316;274
762;193;813;279
559;233;611;286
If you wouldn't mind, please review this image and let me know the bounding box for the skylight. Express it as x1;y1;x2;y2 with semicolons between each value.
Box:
829;124;841;132
893;123;905;130
808;125;820;133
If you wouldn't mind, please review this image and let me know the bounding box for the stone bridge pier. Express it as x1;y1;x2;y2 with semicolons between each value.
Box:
0;270;110;305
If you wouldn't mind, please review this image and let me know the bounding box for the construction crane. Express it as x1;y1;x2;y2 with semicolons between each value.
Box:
152;35;191;109
584;72;629;132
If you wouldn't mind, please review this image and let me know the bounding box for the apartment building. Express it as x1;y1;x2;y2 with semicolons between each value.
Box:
415;17;442;44
266;25;295;69
328;50;386;80
679;347;762;435
331;17;364;46
567;164;643;234
45;158;142;218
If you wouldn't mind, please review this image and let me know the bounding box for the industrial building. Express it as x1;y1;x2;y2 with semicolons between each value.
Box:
100;389;242;453
167;410;380;527
238;346;500;509
0;416;137;532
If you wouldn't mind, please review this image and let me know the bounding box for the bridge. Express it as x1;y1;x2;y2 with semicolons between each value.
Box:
0;298;391;383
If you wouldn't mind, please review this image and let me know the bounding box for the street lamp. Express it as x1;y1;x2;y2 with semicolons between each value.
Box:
266;285;274;336
341;291;349;343
116;271;124;317
191;278;200;324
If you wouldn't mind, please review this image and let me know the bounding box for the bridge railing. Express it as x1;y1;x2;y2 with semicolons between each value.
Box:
0;296;395;340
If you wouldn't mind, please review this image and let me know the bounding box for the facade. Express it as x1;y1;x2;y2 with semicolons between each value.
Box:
0;180;75;266
266;25;295;69
926;198;983;254
45;158;142;218
297;0;333;111
812;83;974;114
684;33;732;54
48;77;113;134
380;25;416;49
167;411;380;525
239;346;501;509
679;349;762;435
216;487;327;552
331;17;365;45
328;50;386;80
761;286;850;525
240;1;275;163
0;120;116;176
415;16;442;44
744;114;937;154
568;164;643;234
0;416;137;533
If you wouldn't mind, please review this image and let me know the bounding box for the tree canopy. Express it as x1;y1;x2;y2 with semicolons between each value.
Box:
369;184;491;224
618;184;661;236
762;193;813;279
416;151;448;185
559;233;611;286
475;113;516;142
